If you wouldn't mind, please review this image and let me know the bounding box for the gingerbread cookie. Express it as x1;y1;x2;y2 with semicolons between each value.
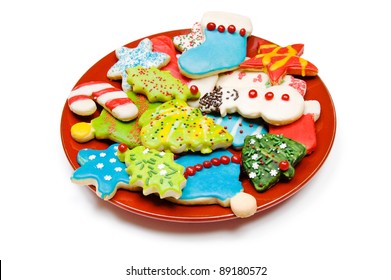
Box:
71;144;136;200
127;66;200;102
242;134;307;192
240;41;318;85
138;99;233;154
178;12;252;79
172;149;257;218
107;38;170;92
118;145;186;199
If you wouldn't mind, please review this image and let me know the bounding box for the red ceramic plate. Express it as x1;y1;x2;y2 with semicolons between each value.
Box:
61;29;336;223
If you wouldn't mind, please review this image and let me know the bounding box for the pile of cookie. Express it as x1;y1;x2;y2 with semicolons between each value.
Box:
69;11;320;218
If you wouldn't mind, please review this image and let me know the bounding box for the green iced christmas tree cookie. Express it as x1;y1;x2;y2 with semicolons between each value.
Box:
242;134;307;192
127;66;200;102
138;99;233;154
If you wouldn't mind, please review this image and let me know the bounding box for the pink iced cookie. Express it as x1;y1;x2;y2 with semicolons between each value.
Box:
68;81;139;121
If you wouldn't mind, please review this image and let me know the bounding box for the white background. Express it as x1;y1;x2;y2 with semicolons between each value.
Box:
1;0;390;279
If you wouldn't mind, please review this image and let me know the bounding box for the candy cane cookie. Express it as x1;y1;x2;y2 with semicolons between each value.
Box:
68;81;138;121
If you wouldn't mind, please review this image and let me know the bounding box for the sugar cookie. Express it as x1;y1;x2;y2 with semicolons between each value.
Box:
68;81;138;121
127;66;200;102
178;12;252;79
240;42;318;85
242;134;307;192
71;144;136;200
173;22;205;52
118;145;186;199
138;99;233;154
107;38;170;92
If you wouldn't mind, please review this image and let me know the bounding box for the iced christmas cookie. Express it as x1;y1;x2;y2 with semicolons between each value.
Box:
151;35;190;85
207;113;268;149
70;92;160;147
173;22;205;52
127;66;200;102
71;144;136;200
68;81;138;121
172;149;257;218
178;11;252;79
242;134;307;192
269;114;318;154
240;41;318;85
118;145;186;199
138;99;233;154
107;38;170;92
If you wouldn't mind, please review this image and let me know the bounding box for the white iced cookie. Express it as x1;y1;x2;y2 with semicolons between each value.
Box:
187;74;219;108
230;192;257;218
68;81;139;122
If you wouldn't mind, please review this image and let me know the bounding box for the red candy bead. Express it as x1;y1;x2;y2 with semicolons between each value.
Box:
239;28;246;36
265;91;274;100
248;89;258;98
231;155;241;164
203;160;212;168
185;166;196;176
207;22;216;31
211;158;221;166
279;160;290;171
190;85;199;95
281;93;290;101
217;25;225;33
118;143;128;153
220;156;230;165
195;164;203;171
228;25;236;34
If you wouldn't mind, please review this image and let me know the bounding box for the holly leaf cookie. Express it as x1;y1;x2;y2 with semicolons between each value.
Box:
71;144;135;200
138;99;233;154
126;66;200;102
242;134;306;192
118;145;186;199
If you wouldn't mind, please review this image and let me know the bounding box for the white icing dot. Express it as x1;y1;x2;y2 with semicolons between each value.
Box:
96;163;104;169
249;172;256;179
89;155;96;160
104;175;112;181
270;169;278;176
114;167;122;172
160;170;167;176
158;164;165;169
99;152;106;157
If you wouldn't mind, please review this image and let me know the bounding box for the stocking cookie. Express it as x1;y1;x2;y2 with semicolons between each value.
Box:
70;144;136;200
127;66;200;102
172;149;257;218
173;22;205;52
242;134;307;192
107;38;170;92
240;41;318;85
68;81;138;121
118;145;186;199
178;11;252;79
138;99;233;154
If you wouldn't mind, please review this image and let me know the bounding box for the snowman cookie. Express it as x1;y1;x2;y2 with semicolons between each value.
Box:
199;70;320;126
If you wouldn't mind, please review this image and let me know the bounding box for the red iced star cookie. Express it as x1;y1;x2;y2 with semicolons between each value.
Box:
240;40;318;85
